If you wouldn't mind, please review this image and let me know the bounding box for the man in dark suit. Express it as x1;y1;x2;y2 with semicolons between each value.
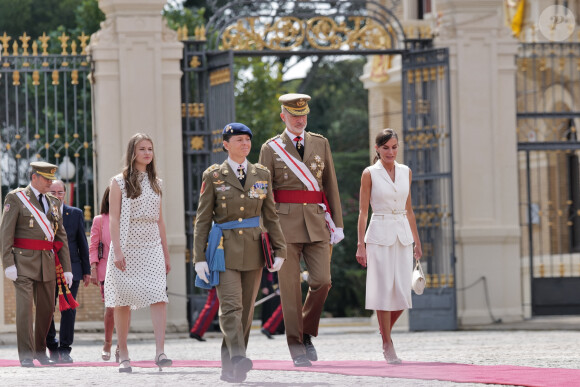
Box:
1;162;72;367
46;180;90;363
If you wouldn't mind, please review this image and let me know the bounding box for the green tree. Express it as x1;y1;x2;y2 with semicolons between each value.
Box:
233;57;284;162
163;2;206;33
0;0;79;38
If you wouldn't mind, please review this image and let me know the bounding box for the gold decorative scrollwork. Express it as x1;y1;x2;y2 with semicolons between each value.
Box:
83;205;92;221
209;68;231;86
190;136;204;150
221;16;394;51
189;56;201;68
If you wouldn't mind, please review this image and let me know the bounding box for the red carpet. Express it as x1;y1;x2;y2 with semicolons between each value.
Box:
1;359;578;386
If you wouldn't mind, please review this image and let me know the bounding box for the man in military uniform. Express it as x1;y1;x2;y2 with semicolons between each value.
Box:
1;162;73;367
258;94;344;367
194;123;286;382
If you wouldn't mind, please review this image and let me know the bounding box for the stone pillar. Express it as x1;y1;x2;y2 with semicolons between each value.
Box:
88;0;186;330
436;0;523;324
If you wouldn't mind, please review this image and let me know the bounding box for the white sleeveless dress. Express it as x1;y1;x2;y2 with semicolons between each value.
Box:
364;161;414;311
104;173;169;309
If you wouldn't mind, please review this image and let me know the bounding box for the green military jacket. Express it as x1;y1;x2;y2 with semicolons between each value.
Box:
1;185;71;281
193;160;286;271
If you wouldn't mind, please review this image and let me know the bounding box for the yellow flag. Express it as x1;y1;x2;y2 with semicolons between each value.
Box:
505;0;525;37
511;0;525;37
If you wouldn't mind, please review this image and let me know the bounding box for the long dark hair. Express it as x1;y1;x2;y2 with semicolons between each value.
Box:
122;133;162;199
373;128;399;163
100;186;110;215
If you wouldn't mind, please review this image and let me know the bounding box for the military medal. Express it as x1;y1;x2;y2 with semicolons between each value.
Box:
249;181;268;199
29;218;34;228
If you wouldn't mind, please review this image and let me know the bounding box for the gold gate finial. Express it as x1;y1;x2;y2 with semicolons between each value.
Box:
19;33;31;56
0;32;10;56
79;32;89;55
39;32;50;55
58;32;69;55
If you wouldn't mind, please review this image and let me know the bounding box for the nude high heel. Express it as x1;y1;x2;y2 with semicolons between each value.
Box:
101;341;112;361
383;341;402;364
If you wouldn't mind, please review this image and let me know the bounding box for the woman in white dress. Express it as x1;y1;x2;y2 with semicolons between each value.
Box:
355;128;422;364
105;133;172;373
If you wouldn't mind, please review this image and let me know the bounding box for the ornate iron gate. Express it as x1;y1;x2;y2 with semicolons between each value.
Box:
0;32;94;226
181;39;234;325
180;0;455;329
516;42;580;315
402;47;456;330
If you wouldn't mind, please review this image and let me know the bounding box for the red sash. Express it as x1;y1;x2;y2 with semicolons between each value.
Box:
273;190;332;217
13;238;79;311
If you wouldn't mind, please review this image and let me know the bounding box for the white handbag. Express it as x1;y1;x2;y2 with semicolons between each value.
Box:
412;260;426;295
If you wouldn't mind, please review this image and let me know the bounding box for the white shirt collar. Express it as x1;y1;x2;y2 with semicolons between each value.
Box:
29;185;41;198
29;185;47;213
227;157;247;175
285;129;304;144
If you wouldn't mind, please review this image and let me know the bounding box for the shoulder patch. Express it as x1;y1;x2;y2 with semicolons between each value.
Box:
309;132;325;139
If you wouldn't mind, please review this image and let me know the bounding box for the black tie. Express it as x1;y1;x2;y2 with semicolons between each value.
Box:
38;194;46;213
295;136;304;159
237;165;246;187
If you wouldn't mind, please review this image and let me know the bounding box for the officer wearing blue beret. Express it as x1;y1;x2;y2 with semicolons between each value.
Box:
193;123;287;383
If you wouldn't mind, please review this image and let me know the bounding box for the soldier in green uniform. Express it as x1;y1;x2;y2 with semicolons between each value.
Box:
258;94;344;367
193;123;286;383
1;162;72;367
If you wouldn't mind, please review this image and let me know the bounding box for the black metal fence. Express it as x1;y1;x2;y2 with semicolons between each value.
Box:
402;47;456;330
516;42;580;315
0;32;94;225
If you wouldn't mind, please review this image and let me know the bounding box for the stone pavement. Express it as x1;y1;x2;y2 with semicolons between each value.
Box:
0;316;579;386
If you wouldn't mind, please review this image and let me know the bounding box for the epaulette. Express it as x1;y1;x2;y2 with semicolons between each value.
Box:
205;164;220;173
266;134;281;143
8;187;26;195
309;132;326;139
254;163;269;171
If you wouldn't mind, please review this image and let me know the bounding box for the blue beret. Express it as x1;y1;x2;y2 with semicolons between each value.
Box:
222;123;253;139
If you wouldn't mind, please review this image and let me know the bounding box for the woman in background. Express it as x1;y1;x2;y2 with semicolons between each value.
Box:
90;187;120;362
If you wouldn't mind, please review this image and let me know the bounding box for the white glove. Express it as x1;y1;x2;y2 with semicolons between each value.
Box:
4;265;17;281
195;261;210;283
63;272;73;288
330;227;345;245
267;257;284;273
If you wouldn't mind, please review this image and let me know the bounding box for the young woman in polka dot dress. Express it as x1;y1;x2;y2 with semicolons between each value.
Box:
104;133;172;373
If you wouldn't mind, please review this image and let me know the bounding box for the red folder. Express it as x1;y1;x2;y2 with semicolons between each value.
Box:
261;232;274;269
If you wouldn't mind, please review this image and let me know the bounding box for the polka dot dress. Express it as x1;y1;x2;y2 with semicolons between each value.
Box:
104;173;168;310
